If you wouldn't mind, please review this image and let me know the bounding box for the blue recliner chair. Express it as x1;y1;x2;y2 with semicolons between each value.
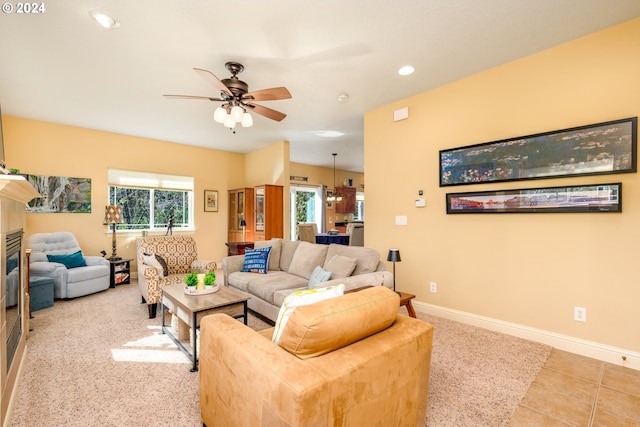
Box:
27;231;110;299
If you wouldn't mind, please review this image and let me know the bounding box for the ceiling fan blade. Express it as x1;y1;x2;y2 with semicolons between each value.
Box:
193;68;233;98
244;102;287;122
243;87;292;101
163;94;225;101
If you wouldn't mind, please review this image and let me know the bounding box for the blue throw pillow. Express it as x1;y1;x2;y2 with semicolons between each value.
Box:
241;246;272;274
47;250;87;269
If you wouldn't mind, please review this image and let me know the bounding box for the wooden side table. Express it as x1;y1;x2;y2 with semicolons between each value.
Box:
345;286;417;318
225;242;254;256
398;292;417;318
109;259;132;287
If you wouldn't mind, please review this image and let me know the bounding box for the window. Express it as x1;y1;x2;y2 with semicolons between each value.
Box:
290;185;323;238
108;169;194;231
353;192;365;221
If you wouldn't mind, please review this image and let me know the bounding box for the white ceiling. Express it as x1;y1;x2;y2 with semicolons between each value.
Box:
2;1;640;173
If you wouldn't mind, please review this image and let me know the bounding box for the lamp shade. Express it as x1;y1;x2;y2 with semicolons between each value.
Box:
224;114;236;128
387;249;401;262
240;219;247;227
241;112;253;127
231;105;244;122
103;205;123;225
213;107;227;123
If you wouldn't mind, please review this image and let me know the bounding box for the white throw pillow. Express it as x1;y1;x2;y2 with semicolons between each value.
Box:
272;284;345;344
143;253;165;278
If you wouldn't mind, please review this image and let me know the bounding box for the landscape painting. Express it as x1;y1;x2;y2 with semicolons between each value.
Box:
446;183;621;214
26;174;92;213
440;117;637;186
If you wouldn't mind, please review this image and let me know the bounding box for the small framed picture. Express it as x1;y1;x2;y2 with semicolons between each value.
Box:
204;190;218;212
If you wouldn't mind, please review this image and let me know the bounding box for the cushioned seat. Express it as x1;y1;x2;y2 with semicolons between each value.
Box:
27;232;110;299
136;235;217;318
29;276;54;311
199;286;434;427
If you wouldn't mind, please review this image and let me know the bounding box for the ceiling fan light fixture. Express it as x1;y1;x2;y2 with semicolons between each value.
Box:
213;107;227;123
231;105;244;122
224;114;236;128
241;112;253;128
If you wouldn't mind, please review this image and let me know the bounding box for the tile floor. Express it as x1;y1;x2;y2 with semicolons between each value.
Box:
509;349;640;426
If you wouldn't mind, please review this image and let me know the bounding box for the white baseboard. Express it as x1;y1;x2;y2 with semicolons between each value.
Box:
414;301;640;372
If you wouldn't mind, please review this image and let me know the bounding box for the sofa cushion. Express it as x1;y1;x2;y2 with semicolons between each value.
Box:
272;284;345;344
277;286;399;360
254;239;281;271
308;266;332;288
279;239;300;272
245;272;308;305
324;254;357;279
46;251;87;269
324;245;381;275
242;247;272;274
287;242;328;279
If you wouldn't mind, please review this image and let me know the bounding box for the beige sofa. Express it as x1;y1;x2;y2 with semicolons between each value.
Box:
136;235;216;318
221;239;393;322
199;286;434;427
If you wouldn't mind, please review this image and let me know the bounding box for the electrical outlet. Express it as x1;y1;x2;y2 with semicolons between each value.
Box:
574;306;587;322
430;282;437;293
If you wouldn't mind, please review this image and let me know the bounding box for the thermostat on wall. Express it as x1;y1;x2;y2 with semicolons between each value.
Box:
415;198;426;207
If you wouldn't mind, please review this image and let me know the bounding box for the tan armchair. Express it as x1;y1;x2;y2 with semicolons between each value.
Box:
199;286;433;427
297;222;317;243
136;235;216;318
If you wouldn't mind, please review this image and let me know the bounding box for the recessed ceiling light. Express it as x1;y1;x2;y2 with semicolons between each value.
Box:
337;92;349;102
398;65;415;76
310;130;345;138
89;11;120;28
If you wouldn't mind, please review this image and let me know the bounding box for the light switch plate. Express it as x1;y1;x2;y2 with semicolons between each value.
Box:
395;215;407;225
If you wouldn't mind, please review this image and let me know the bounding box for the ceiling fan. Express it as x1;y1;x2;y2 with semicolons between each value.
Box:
164;62;292;129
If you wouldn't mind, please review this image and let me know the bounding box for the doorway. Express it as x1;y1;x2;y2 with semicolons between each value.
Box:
290;185;324;240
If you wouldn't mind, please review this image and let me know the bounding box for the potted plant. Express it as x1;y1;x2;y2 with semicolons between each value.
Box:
184;272;198;287
204;271;216;288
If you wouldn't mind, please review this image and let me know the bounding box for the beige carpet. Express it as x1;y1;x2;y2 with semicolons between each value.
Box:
9;283;550;427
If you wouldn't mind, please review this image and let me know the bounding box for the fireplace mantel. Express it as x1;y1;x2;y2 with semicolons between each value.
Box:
0;174;39;426
0;175;40;204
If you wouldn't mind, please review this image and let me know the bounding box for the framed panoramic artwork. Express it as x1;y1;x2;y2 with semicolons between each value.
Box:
440;117;637;186
204;190;218;212
446;183;621;214
25;174;91;213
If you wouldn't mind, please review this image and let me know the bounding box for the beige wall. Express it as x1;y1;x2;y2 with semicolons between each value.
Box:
5;116;244;271
365;18;640;353
245;140;291;238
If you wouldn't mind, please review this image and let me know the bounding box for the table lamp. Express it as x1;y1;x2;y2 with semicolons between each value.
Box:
240;219;247;242
386;249;401;294
103;205;124;260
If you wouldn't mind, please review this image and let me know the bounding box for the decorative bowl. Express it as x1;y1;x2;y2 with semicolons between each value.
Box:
184;284;220;295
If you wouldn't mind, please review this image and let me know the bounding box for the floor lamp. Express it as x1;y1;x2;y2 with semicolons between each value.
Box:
104;205;124;261
387;248;401;295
